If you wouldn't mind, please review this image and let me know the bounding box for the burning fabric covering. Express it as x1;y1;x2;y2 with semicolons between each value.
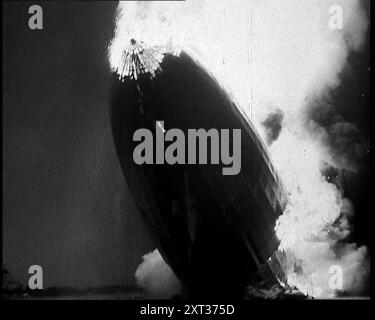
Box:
109;0;370;298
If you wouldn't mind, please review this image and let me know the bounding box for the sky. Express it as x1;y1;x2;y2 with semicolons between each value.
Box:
3;1;154;288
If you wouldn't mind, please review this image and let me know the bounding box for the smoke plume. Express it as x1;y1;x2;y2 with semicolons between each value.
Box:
135;249;181;299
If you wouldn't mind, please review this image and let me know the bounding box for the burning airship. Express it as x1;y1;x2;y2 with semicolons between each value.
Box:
110;40;288;298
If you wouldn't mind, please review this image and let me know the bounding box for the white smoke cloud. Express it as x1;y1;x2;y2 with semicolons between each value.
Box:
135;249;181;299
110;0;370;297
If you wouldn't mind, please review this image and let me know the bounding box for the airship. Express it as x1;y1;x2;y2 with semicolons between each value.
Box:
110;40;288;299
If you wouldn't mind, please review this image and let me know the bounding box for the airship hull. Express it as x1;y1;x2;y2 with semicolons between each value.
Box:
110;47;287;298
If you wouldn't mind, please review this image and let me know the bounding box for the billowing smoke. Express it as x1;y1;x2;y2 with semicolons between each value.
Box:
305;94;369;172
109;0;370;297
135;249;181;299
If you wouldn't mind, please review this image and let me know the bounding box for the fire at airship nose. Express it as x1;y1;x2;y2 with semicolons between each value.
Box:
110;40;288;298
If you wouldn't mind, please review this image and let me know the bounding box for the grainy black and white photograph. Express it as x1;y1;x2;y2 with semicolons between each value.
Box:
2;0;372;307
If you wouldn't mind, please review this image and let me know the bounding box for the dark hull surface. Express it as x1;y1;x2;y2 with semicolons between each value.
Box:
110;46;287;298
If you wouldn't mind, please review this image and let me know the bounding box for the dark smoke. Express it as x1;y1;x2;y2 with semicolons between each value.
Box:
306;94;369;172
262;109;284;146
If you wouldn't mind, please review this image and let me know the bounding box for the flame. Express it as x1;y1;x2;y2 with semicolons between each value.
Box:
115;40;165;80
109;0;369;297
